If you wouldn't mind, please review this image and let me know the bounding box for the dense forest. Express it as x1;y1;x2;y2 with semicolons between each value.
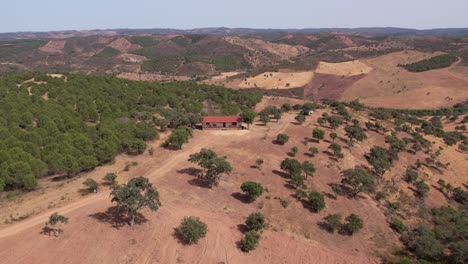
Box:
399;54;458;72
0;73;262;191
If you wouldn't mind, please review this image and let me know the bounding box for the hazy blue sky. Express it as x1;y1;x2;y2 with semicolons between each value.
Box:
3;0;467;32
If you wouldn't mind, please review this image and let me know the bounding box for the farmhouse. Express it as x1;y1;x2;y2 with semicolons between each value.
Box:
202;116;242;130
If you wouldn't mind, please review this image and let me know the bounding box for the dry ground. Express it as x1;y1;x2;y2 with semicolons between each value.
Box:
236;71;314;89
0;97;466;264
315;60;373;77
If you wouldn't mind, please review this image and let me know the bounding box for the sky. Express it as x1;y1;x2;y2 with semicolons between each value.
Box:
2;0;467;33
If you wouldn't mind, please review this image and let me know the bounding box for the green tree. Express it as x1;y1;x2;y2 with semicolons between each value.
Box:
259;114;270;125
255;158;264;169
176;216;208;245
110;176;161;227
245;212;266;231
323;213;342;233
103;172;117;185
295;114;306;124
167;126;193;149
276;134;289;145
308;147;318;157
45;212;69;236
308;191;325;212
344;123;367;142
329;143;344;159
301;161;315;179
189;149;232;187
312;128;325;143
341;166;376;197
240;230;260;252
240;110;257;128
389;217;407;234
343;214;363;235
290;146;298;156
330;132;338;141
404;226;443;261
280;158;302;177
240;181;264;201
290;173;305;189
404;168;418;183
414;180;430;198
83;178;98;193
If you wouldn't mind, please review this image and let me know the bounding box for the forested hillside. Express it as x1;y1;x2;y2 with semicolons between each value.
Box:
0;73;261;191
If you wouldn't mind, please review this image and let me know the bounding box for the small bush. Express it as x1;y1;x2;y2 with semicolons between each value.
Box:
389;217;407;234
176;216;208;245
83;178;98;193
343;214;363;235
308;191;325;212
103;173;117;185
240;181;264;202
323;214;342;233
276;134;289;145
240;230;260;252
245;212;266;231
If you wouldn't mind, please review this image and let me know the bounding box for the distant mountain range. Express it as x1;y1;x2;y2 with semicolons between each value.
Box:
2;27;468;40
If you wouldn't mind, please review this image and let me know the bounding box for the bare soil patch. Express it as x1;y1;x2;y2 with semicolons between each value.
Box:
315;60;373;76
236;71;314;89
39;40;66;54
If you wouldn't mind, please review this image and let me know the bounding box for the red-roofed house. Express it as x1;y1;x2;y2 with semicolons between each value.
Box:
202;116;242;130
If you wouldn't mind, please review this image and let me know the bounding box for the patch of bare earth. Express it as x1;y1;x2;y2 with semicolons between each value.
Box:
108;38;141;53
39;40;66;54
342;51;468;109
304;73;366;101
236;71;314;89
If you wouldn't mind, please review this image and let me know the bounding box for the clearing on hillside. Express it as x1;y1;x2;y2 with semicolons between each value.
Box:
315;60;373;76
237;71;314;89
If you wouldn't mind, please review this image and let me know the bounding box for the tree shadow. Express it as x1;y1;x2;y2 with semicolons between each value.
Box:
304;153;315;158
177;167;202;177
231;192;251;203
89;206;148;229
187;178;210;188
40;226;56;236
237;224;249;234
283;183;296;190
317;221;334;233
272;169;289;179
323;192;337;200
287;152;296;157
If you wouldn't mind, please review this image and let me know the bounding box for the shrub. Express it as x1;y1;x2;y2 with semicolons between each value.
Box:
240;230;260;252
290;146;298;156
176;216;208;245
404;225;443;261
414;181;430;198
343;214;363;235
308;191;325;212
245;212;266;231
323;214;342;233
103;173;117;185
376;191;387;201
83;178;98;193
309;147;318;157
312;128;325;143
276;134;289;145
295;115;306;124
390;217;407;234
404;168;419;183
240;181;264;201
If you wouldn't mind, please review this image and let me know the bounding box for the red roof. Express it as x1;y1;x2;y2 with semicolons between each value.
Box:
202;116;242;123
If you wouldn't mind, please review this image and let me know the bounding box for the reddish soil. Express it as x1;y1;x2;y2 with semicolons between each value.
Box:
0;97;464;264
304;73;365;101
108;38;141;52
39;40;66;54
